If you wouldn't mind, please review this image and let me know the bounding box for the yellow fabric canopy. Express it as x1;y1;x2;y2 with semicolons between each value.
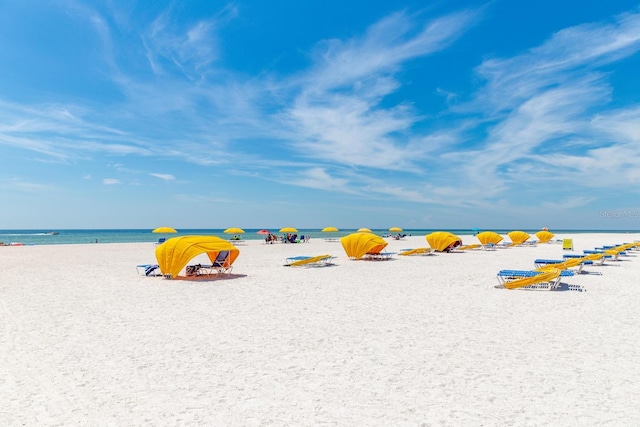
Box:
476;231;503;245
425;231;462;252
322;227;339;232
357;228;372;233
508;230;531;245
152;227;177;233
535;230;554;243
155;235;239;279
340;232;387;259
388;227;403;232
223;228;245;234
280;227;298;233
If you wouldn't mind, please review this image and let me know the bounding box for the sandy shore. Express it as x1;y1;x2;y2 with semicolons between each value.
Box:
2;233;640;425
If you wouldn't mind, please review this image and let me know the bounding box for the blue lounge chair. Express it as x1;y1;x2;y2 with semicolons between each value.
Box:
188;250;233;275
285;254;335;267
496;269;582;291
534;258;593;274
363;251;396;260
136;264;162;276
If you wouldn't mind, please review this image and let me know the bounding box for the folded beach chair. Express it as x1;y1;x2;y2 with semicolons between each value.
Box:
584;249;622;261
496;269;580;291
457;244;481;251
534;257;593;274
399;247;435;256
497;269;563;290
562;239;573;250
363;251;396;260
136;264;162;277
285;254;335;267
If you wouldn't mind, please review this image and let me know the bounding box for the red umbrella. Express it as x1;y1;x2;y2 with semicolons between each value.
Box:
256;229;270;235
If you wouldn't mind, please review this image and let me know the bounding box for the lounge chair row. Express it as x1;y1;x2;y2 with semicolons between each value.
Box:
495;241;639;291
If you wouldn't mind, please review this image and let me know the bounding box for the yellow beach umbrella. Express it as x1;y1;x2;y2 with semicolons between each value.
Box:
357;228;372;233
280;227;298;233
322;227;339;232
152;227;177;234
388;227;403;232
223;228;245;234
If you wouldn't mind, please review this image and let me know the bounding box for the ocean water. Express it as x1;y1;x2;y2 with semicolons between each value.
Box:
1;229;639;246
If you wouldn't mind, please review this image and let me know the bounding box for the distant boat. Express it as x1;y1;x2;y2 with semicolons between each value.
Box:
45;231;59;235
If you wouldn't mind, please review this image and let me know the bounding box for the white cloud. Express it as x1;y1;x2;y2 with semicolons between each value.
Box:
102;178;121;185
150;173;175;181
282;9;478;170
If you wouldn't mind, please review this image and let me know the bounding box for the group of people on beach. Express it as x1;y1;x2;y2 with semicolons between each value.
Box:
264;233;310;244
264;233;279;244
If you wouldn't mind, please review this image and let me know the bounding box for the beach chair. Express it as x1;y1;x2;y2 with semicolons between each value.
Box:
285;254;335;267
399;247;435;256
584;249;622;261
136;264;162;277
562;239;573;250
497;269;563;290
496;269;580;291
363;251;396;260
189;250;233;275
155;237;166;246
457;244;481;251
211;250;232;273
534;257;593;274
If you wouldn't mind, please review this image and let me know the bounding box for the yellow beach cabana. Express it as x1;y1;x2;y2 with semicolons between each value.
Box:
340;232;387;259
535;230;555;243
155;235;239;279
507;230;531;246
426;231;462;252
476;231;503;247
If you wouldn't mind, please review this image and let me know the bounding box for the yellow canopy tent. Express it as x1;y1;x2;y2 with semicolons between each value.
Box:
388;227;403;232
321;227;339;232
507;230;531;245
425;231;462;252
340;232;387;259
280;227;298;233
152;227;177;234
476;231;503;246
535;230;554;243
357;228;372;233
155;235;239;279
223;227;245;234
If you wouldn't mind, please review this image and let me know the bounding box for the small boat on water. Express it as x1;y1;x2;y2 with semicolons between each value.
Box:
45;231;59;235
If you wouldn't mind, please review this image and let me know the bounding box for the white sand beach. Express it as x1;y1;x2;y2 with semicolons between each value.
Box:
2;233;640;426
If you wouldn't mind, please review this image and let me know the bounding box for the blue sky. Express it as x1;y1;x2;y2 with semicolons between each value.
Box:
1;1;640;230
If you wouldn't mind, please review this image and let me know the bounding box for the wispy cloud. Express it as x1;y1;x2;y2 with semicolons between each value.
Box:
2;2;640;215
282;9;478;170
150;173;175;181
441;9;640;206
